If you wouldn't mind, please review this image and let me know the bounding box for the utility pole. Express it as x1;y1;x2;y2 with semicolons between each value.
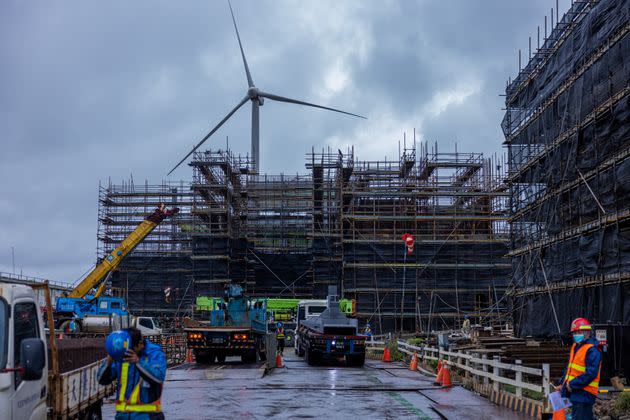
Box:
11;246;15;274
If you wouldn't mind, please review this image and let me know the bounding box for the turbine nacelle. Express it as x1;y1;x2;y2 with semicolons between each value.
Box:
248;87;263;105
167;0;365;176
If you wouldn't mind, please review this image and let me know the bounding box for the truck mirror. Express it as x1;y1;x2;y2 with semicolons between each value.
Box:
20;338;45;381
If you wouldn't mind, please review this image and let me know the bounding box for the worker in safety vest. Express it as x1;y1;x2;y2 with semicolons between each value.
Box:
553;318;602;420
462;315;471;337
276;322;286;355
98;327;166;420
363;323;372;338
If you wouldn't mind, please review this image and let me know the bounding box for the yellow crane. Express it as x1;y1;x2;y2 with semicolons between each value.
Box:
68;203;179;298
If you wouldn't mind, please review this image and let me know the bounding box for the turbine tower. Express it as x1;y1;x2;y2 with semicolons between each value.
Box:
168;0;365;175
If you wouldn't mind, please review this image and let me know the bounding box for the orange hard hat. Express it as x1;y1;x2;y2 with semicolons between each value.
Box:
570;317;592;333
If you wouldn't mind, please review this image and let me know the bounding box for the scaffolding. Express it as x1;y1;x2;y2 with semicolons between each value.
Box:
504;0;630;337
97;180;194;316
98;143;510;330
337;143;510;333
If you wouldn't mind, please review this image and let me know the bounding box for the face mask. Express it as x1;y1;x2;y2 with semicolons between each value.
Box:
573;334;585;343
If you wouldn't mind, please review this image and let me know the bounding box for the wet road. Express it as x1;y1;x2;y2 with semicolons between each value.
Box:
103;352;528;419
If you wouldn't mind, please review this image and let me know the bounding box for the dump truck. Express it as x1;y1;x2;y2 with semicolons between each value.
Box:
0;282;115;420
185;285;268;364
295;286;366;366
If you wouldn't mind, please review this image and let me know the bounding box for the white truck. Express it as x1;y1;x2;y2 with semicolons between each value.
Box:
0;282;114;420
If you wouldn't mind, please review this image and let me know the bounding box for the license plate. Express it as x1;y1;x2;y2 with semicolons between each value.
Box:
212;337;224;344
336;343;344;349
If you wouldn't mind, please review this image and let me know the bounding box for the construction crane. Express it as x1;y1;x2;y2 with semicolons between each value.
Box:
69;203;179;299
54;203;179;334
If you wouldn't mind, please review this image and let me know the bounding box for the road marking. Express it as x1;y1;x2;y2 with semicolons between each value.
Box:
387;391;433;420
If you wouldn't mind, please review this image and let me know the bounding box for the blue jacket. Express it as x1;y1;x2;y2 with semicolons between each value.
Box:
559;337;602;405
98;339;167;414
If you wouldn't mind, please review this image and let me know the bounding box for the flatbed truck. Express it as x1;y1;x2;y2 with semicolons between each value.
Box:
185;285;268;364
296;287;366;367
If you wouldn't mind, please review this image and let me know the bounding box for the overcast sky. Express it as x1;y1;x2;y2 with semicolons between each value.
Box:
0;0;568;283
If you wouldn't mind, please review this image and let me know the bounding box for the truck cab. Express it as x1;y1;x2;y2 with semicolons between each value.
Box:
0;284;48;420
133;316;162;336
296;299;327;330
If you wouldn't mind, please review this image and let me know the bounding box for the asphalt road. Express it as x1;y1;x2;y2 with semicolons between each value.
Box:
102;352;528;419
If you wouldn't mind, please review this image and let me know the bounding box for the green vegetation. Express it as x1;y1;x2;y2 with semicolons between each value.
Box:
613;392;630;416
499;384;544;401
407;337;424;346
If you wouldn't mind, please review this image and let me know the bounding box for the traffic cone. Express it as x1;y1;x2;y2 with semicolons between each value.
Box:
436;359;443;373
186;349;194;363
58;333;63;340
382;346;391;363
433;362;444;386
275;352;284;368
441;364;452;388
409;352;418;371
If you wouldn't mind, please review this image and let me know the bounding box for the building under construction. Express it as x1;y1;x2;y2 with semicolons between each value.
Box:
503;0;630;337
99;143;509;332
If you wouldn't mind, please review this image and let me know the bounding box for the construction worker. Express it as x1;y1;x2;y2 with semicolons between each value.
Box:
276;321;285;355
462;315;471;336
98;327;167;419
363;323;372;338
554;318;602;420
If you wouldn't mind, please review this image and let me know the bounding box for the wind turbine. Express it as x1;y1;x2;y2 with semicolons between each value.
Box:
168;0;366;175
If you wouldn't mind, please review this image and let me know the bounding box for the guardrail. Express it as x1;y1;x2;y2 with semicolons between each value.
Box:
0;271;73;290
396;341;551;401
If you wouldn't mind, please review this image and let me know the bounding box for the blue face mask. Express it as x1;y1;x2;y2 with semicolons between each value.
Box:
573;334;585;343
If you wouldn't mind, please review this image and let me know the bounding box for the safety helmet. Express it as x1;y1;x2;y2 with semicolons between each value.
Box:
464;315;470;319
105;330;132;360
366;323;371;328
570;317;592;333
277;322;283;328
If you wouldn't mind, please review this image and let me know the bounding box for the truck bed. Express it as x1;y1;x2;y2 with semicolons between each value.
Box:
50;358;115;418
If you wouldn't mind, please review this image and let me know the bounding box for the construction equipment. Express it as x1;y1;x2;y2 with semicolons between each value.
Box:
295;286;366;366
196;295;356;348
54;203;178;333
185;284;268;364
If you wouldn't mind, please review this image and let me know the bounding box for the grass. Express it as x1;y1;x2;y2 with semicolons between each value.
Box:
613;392;630;416
500;384;544;401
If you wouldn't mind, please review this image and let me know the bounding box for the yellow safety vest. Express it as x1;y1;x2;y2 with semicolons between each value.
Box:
564;343;601;396
115;362;162;413
276;328;285;339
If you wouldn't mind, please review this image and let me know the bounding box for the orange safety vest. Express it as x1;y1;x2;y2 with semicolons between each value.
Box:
564;342;601;396
115;362;162;413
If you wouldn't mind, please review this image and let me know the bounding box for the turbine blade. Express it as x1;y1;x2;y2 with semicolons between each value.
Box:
259;91;366;119
228;0;254;88
168;95;249;175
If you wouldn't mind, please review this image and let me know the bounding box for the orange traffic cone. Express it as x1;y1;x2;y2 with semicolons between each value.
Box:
433;362;444;385
275;352;284;368
436;359;443;373
382;346;391;363
409;352;418;371
441;364;452;388
186;349;194;363
58;333;63;340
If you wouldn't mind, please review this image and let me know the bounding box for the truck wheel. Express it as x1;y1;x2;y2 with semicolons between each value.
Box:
217;354;226;364
86;404;102;420
346;354;365;367
285;331;295;347
194;350;211;364
306;348;318;366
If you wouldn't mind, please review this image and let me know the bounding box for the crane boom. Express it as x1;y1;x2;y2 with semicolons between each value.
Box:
69;203;179;298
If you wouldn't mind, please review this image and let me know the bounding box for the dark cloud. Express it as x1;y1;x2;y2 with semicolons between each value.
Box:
0;0;563;281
